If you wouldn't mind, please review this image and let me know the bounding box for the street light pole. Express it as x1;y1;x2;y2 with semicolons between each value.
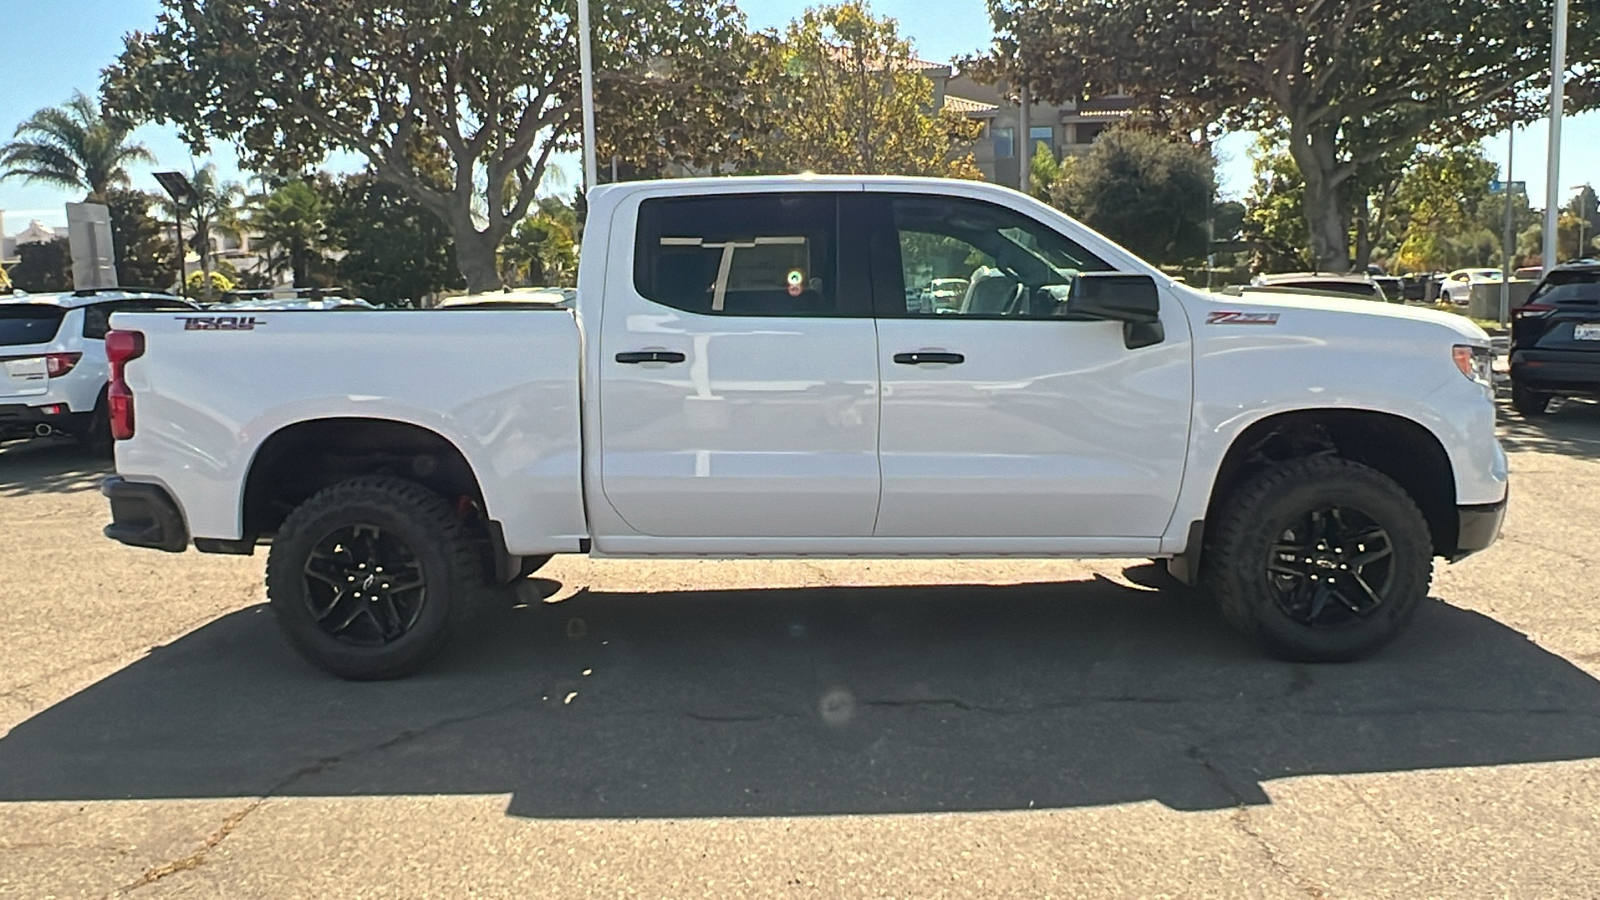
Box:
578;0;599;192
1501;127;1515;326
1542;0;1569;271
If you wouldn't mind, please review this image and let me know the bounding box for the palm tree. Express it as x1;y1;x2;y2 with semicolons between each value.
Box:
154;164;245;302
0;91;154;201
246;179;333;288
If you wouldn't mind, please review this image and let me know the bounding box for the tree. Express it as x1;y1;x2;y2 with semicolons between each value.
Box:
151;164;243;303
500;198;579;287
1388;146;1498;272
328;174;465;307
0;90;154;201
974;0;1600;273
1243;139;1312;272
106;189;179;290
246;179;334;288
1048;128;1214;265
1027;141;1063;202
10;238;73;293
107;0;766;294
766;2;982;177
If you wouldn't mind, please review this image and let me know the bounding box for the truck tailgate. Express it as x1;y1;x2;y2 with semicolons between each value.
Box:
106;308;587;554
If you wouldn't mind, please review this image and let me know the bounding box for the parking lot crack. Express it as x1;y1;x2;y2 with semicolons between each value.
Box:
1227;807;1331;900
110;756;339;897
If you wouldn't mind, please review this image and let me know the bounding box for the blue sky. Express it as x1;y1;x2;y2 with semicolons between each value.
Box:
2;0;1595;229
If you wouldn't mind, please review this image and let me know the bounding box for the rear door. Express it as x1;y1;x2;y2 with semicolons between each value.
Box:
0;305;68;399
596;189;882;538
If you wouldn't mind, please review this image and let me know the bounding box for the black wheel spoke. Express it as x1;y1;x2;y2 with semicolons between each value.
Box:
302;522;427;647
1267;503;1393;629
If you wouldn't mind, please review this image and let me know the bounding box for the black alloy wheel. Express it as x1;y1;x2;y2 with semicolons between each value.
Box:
1267;506;1393;629
303;523;428;646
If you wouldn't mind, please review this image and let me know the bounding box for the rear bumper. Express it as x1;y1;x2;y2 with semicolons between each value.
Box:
0;402;87;438
102;476;189;552
1509;350;1600;394
1453;495;1507;562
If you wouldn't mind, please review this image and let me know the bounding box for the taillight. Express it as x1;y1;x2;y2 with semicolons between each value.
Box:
105;330;145;441
45;352;82;377
1514;303;1555;319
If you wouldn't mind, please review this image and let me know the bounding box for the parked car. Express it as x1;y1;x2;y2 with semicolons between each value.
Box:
1440;269;1503;306
0;289;194;447
1248;273;1389;302
212;292;377;312
1508;260;1600;415
100;175;1505;679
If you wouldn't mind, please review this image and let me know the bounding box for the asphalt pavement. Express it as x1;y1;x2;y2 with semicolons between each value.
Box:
2;398;1599;899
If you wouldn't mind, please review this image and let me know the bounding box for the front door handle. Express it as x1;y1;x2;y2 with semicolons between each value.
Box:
616;350;687;364
893;351;965;365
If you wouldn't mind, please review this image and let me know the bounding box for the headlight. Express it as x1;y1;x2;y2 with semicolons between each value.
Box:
1453;344;1494;387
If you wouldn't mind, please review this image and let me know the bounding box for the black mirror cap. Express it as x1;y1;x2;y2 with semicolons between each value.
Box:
1068;273;1161;324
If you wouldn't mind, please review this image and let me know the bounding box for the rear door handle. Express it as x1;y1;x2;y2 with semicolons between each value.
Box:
893;351;965;365
616;351;687;364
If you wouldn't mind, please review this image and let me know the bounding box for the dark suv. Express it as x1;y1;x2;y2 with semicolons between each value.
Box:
1509;260;1600;415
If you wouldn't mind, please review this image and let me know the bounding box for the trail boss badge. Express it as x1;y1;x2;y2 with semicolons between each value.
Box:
176;316;264;331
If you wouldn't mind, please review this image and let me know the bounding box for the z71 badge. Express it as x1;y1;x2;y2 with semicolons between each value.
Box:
177;316;264;331
1206;311;1280;326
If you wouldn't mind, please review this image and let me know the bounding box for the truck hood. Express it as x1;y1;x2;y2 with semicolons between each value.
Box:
1185;287;1491;346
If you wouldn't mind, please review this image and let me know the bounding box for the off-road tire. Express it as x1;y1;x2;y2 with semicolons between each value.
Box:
1511;382;1553;417
266;476;482;680
1201;456;1433;662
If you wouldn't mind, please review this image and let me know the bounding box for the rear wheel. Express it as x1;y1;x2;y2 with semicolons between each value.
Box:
266;476;482;680
1202;457;1433;662
1511;382;1553;417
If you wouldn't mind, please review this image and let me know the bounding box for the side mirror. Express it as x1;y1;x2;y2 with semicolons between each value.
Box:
1067;273;1165;349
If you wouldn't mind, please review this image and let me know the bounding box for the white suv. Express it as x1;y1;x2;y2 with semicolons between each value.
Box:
0;290;194;448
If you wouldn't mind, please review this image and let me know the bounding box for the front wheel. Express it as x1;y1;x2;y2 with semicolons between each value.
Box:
1202;457;1433;662
266;476;483;679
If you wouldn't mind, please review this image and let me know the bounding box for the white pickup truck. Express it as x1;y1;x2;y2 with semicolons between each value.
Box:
101;176;1508;679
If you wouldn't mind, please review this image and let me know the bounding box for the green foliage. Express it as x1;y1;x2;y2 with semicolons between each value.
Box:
1047;128;1214;265
187;267;234;294
1027;142;1063;202
246;179;334;288
765;2;982;177
106;189;179;290
328;175;465;307
975;0;1600;272
1388;146;1498;272
1242;139;1312;272
107;0;766;293
500;198;579;288
0;90;154;201
11;238;74;292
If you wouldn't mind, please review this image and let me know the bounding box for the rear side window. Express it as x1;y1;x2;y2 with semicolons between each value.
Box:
0;306;67;346
1531;271;1600;305
83;299;193;339
634;194;839;316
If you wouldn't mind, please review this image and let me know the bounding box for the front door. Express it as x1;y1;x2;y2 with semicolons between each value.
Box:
868;192;1193;539
597;189;882;538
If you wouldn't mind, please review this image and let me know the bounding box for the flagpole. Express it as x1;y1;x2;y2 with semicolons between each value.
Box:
578;0;599;191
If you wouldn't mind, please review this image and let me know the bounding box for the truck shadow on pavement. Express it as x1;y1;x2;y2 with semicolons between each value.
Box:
0;438;108;497
4;571;1600;818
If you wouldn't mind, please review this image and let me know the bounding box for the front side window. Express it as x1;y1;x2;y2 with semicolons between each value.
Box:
634;194;838;316
887;195;1112;318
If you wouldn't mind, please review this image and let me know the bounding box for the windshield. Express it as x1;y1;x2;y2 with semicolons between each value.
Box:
0;305;67;346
